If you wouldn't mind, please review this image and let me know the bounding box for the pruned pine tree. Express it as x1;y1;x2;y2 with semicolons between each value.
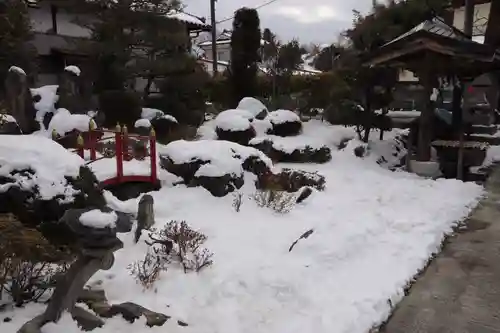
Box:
230;7;261;106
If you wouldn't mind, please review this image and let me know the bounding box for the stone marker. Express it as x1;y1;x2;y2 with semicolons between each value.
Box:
135;195;155;243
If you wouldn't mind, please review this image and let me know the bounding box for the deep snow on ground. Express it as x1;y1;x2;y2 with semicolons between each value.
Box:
2;121;484;333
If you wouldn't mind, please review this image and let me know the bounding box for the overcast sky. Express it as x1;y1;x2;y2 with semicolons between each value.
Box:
183;0;374;44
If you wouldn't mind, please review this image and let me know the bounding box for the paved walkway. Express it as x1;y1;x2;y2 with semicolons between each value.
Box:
381;167;500;333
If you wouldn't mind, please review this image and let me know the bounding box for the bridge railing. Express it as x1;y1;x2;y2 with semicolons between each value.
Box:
54;121;157;184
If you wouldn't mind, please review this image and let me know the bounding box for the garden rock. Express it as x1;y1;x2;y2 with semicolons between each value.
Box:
135;194;155;242
105;302;171;327
0;115;21;134
194;174;245;197
71;306;105;331
5;66;37;134
296;187;313;204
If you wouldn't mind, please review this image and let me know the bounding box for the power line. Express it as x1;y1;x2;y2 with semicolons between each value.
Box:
215;0;281;24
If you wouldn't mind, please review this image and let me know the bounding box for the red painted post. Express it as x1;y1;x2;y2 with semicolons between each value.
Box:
89;120;97;161
149;127;157;183
77;133;84;158
115;124;123;181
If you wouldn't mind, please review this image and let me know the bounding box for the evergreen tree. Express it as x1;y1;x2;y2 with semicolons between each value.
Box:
69;0;190;93
276;39;303;74
230;7;261;106
0;0;36;93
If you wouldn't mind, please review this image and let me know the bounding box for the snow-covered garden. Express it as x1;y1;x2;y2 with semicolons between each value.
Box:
0;90;485;333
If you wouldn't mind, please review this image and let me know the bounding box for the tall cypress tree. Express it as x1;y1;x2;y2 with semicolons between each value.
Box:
0;0;35;94
230;8;261;106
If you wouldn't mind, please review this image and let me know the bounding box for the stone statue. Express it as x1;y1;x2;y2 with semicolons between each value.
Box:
135;195;155;243
4;66;36;133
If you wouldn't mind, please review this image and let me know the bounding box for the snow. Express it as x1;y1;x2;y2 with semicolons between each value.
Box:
266;109;301;125
135;118;151;128
236;97;268;117
142;108;164;120
160;114;178;123
159;139;273;178
2;122;486;333
48;108;92;135
64;65;81;76
79;209;117;229
430;88;439;101
31;85;59;128
8;66;26;76
0;113;17;124
0;135;83;200
214;110;253;132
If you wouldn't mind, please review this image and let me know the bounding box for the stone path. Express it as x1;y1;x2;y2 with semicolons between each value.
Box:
381;167;500;333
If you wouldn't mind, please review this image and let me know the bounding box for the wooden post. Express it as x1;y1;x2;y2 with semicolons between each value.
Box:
122;125;129;161
149;127;157;184
76;133;84;158
115;124;123;181
88;119;97;161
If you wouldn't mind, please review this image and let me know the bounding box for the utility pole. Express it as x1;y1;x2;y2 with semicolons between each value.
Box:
210;0;218;76
464;0;474;38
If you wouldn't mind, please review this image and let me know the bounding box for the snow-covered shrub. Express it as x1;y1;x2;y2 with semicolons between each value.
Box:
150;115;179;144
159;140;272;197
232;192;243;212
249;137;331;163
266;110;302;137
144;221;213;274
99;90;142;128
257;168;326;193
128;249;165;290
252;190;296;214
237;97;268;120
0;214;70;306
215;109;256;145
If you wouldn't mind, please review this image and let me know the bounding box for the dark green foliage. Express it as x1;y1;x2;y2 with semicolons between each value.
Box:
230;8;261;106
0;0;36;93
216;126;256;146
267;120;302;137
276;39;303;73
313;44;343;72
98;90;142;128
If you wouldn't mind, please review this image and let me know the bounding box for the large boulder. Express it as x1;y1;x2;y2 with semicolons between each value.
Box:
266;110;302;137
214;109;256;145
0;136;107;246
159;140;272;197
0;114;21;134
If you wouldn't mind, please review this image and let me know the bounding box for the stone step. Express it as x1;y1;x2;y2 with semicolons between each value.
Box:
469;134;500;145
471;125;498;135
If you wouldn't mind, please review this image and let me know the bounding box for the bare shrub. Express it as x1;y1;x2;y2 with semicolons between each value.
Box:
0;214;71;306
232;192;243;212
133;221;213;279
127;250;165;290
252;190;296;214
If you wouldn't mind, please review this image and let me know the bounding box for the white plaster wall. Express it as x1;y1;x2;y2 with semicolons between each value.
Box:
453;2;491;36
29;6;53;33
200;44;231;62
399;70;418;83
28;4;91;37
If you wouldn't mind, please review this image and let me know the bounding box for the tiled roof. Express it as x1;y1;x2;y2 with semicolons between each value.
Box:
385;17;475;47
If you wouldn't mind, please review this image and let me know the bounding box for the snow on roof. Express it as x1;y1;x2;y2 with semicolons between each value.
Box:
79;209;117;229
215;109;254;131
0;135;84;199
167;11;209;29
48;108;92;135
266;109;301;125
159;139;272;177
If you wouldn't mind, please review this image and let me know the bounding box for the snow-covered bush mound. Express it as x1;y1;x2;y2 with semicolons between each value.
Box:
250;135;331;163
159;140;273;196
48;108;92;136
266;109;302;137
214;109;256;145
257;168;326;192
237;97;268;120
0;114;21;134
142;107;165;120
0;135;107;243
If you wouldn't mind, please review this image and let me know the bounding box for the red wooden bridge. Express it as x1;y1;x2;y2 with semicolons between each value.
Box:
53;121;158;187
